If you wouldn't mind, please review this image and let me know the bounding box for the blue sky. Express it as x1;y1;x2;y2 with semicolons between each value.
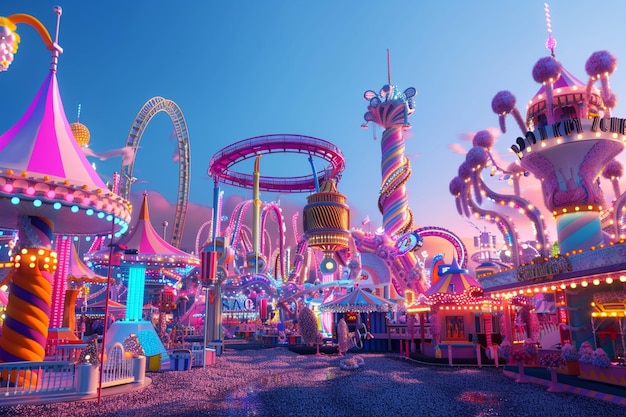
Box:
3;1;626;261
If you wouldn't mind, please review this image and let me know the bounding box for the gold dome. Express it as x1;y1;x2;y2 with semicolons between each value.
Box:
70;122;91;147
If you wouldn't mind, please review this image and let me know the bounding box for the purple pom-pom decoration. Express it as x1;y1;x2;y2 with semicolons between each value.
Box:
532;56;562;84
458;162;472;180
602;159;623;179
466;146;489;169
449;177;463;196
491;91;516;115
472;130;495;149
585;50;617;77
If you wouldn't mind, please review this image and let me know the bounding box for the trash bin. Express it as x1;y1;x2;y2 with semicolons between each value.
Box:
205;348;216;366
148;353;162;371
208;340;223;356
170;349;192;371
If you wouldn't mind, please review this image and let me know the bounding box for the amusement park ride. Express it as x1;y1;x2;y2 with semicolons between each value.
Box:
0;4;475;366
10;5;626;397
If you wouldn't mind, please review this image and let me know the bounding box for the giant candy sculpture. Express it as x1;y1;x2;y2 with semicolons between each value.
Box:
362;83;416;237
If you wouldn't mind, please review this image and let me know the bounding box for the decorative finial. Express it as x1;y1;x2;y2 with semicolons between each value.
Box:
387;49;391;85
53;6;62;43
544;3;557;57
76;103;82;122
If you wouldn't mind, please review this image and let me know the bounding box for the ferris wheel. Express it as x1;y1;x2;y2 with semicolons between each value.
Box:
119;97;191;248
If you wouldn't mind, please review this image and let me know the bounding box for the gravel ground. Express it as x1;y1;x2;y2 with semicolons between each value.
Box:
1;348;624;417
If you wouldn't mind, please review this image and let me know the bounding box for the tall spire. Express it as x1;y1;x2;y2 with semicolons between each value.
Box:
544;3;557;57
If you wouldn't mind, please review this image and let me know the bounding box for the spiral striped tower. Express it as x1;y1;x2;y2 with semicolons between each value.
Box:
362;83;417;237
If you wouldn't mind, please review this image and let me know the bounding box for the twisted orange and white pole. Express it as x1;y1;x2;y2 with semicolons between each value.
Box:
0;215;57;386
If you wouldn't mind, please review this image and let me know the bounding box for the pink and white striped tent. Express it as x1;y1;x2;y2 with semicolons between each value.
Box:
87;193;198;266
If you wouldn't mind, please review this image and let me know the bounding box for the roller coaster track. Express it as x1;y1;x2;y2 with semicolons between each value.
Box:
119;97;191;248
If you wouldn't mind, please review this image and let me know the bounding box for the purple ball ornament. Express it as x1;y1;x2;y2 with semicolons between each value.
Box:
585;51;618;111
458;161;472;180
585;50;617;78
466;147;489;204
491;91;516;115
449;177;468;217
491;91;521;134
472;130;495;149
449;176;463;197
602;159;623;179
532;56;562;84
466;146;489;169
532;56;562;125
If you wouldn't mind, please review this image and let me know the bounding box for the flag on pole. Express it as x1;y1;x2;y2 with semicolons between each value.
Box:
361;215;370;225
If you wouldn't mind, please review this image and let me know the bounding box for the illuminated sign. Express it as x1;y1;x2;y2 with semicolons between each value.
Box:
396;231;424;255
517;256;572;282
511;116;626;158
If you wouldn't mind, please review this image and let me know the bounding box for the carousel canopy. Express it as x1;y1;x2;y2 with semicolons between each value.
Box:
86;193;198;266
319;287;396;313
0;71;131;235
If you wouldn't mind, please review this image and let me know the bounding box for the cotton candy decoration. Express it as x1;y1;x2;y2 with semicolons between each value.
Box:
491;91;526;134
585;50;618;113
532;56;562;124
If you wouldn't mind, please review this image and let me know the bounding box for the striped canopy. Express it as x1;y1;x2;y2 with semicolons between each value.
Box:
426;258;481;297
0;70;131;235
87;193;197;265
320;287;396;313
534;66;585;95
0;71;107;188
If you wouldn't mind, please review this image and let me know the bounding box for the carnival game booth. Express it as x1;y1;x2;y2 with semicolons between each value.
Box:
319;286;396;352
410;259;502;361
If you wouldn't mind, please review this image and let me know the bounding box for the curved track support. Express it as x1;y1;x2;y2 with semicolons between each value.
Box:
120;97;191;248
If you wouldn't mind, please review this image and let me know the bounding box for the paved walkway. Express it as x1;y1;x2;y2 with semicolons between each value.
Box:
407;351;626;406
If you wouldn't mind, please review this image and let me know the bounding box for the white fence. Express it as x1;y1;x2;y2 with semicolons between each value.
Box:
0;361;75;397
101;342;134;388
0;342;143;403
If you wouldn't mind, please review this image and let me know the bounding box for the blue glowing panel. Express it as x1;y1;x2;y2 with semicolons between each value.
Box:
126;266;146;321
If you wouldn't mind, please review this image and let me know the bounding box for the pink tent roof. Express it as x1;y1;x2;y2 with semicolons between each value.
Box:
87;193;198;265
0;71;131;235
426;258;481;297
66;242;107;284
533;65;586;96
319;287;396;313
0;72;106;188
